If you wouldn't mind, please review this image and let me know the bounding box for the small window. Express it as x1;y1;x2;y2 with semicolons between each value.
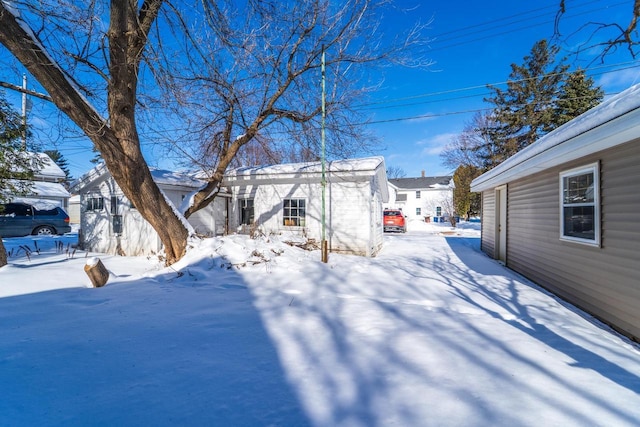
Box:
560;163;600;246
283;199;306;227
436;206;442;217
110;196;118;215
112;214;123;235
416;190;421;199
416;207;421;216
239;199;254;225
86;197;104;212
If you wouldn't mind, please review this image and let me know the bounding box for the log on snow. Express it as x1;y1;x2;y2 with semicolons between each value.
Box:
84;257;109;288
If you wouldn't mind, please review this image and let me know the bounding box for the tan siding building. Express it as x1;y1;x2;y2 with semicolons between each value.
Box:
471;84;640;341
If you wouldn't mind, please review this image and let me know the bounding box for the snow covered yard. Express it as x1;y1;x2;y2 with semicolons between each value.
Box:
1;222;639;426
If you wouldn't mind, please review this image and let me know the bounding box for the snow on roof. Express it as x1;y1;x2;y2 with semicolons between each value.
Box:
71;163;208;193
471;83;640;192
7;180;70;199
31;181;71;198
227;156;385;178
10;152;65;180
35;153;66;180
150;169;204;188
389;176;452;190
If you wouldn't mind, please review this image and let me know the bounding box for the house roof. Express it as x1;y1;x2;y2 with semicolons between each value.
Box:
226;156;386;177
389;176;452;190
471;83;640;192
70;163;209;194
35;153;66;181
225;156;389;202
10;152;66;181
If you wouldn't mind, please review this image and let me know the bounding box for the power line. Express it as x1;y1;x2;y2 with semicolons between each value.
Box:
365;91;621;126
354;59;640;111
426;0;627;53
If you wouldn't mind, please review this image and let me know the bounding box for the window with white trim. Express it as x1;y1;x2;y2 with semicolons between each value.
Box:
86;197;104;212
560;163;600;245
283;199;306;226
416;190;421;199
416;207;421;216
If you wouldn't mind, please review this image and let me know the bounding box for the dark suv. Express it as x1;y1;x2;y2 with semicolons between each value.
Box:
0;202;72;238
383;209;407;233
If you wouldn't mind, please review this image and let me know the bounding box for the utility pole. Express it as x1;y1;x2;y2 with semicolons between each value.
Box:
21;74;27;149
321;47;328;263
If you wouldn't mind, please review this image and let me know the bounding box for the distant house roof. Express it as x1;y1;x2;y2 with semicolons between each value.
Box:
471;83;640;192
10;152;66;182
389;176;452;190
35;153;66;181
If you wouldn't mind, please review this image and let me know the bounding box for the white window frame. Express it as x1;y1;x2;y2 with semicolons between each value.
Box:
559;162;600;247
283;198;306;227
86;196;104;212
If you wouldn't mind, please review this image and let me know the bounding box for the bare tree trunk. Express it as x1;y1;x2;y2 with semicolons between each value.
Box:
0;1;188;265
0;238;7;268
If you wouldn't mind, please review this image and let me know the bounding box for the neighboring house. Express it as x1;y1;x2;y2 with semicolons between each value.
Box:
224;157;389;257
70;163;228;256
8;152;71;210
470;83;640;341
386;172;454;221
67;194;81;224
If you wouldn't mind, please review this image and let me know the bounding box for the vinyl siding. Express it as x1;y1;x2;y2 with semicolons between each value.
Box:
480;191;496;258
504;139;640;340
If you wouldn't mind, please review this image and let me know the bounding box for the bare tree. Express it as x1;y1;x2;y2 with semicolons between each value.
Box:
440;111;496;170
555;0;640;60
151;0;432;218
0;0;430;264
0;0;189;265
386;165;407;179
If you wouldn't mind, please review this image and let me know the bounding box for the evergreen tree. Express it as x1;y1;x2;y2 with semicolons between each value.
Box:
0;93;36;203
44;149;72;186
453;165;481;221
555;68;604;126
0;92;38;267
484;40;568;167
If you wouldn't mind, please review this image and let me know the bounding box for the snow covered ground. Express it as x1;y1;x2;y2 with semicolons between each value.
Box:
1;220;639;426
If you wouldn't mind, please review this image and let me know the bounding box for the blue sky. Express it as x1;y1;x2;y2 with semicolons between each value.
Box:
2;0;639;179
368;0;640;177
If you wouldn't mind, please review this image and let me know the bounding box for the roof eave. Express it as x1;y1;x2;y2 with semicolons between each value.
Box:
471;106;640;193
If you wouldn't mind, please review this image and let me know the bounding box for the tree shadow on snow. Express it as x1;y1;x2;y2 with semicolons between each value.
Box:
442;236;640;416
247;235;640;426
0;259;311;426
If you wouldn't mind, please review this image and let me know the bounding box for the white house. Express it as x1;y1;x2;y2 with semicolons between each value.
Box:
386;173;454;222
70;163;228;256
224;157;389;256
8;152;70;210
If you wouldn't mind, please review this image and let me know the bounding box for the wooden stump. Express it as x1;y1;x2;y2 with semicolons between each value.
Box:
84;257;109;288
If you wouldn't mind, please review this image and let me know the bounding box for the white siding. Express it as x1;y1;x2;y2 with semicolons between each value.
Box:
227;168;386;257
79;177;227;256
396;187;453;220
